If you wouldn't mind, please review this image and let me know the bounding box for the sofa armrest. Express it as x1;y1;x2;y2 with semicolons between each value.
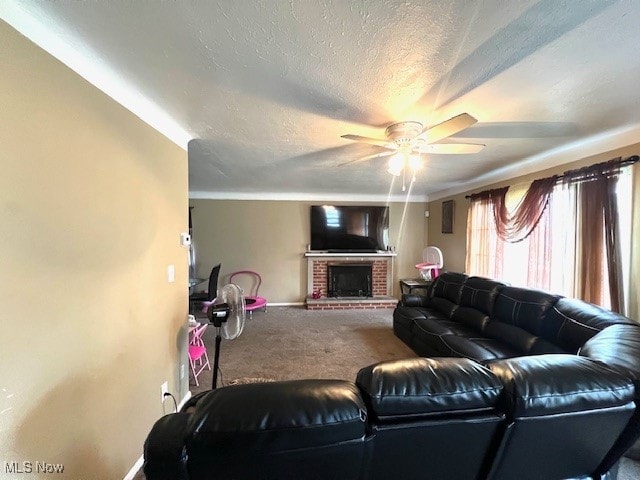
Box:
399;294;429;307
143;413;191;480
579;324;640;394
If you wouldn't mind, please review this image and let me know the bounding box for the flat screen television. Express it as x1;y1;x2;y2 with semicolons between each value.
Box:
310;205;389;252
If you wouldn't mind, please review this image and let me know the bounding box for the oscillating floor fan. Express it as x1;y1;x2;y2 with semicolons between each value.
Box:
206;283;246;389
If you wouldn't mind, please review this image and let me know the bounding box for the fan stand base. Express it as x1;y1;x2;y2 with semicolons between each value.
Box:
212;329;222;389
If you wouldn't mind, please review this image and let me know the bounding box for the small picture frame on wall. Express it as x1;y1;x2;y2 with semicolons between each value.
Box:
442;200;454;234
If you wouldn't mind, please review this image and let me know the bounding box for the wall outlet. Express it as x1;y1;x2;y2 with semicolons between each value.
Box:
424;210;430;218
180;364;185;380
167;264;175;283
161;381;169;402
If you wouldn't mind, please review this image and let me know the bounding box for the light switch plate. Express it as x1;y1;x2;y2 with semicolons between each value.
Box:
167;264;175;283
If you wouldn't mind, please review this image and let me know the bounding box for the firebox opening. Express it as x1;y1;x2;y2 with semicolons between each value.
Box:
328;264;373;298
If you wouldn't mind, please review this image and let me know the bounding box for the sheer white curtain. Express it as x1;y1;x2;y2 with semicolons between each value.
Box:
547;184;577;297
617;166;634;316
465;196;503;279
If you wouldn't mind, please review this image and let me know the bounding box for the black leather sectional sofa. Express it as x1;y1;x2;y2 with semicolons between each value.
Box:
143;272;640;480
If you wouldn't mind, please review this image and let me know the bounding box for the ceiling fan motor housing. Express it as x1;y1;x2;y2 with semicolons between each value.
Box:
384;121;423;144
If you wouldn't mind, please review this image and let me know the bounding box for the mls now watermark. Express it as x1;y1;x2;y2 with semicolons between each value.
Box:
5;461;64;474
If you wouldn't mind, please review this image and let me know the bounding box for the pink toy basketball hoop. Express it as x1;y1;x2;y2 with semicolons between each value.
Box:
415;262;440;281
414;246;444;281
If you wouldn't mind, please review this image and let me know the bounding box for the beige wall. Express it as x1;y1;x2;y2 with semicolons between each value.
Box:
0;21;188;479
426;194;469;272
427;143;640;279
190;200;427;302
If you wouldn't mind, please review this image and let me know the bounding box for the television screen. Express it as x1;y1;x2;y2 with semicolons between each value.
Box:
310;205;389;252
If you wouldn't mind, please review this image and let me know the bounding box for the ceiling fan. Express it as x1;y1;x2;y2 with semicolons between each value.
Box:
340;113;484;189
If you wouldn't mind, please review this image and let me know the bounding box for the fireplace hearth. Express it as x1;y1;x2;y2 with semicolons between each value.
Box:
328;264;372;297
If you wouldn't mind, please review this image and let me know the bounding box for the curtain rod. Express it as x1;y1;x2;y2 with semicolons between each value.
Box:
464;155;639;199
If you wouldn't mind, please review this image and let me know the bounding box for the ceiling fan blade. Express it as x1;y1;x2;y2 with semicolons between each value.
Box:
341;134;394;148
414;143;485;154
416;113;478;143
338;150;395;167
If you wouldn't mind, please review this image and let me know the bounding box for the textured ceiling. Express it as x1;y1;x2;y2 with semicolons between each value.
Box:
3;1;640;201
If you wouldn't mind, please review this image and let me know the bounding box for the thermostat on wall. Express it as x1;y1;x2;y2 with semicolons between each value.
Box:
180;232;192;247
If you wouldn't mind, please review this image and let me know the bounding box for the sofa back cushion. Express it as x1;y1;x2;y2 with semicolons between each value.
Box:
492;286;560;331
543;298;635;353
578;323;640;473
486;354;635;480
185;380;367;479
356;357;503;421
486;286;564;355
429;272;468;318
451;277;506;331
460;277;505;315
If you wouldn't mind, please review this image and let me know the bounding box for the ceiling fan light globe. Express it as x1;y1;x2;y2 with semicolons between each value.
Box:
388;153;404;176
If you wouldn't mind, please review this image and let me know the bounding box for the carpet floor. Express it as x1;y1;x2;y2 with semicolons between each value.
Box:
134;306;640;479
193;305;414;393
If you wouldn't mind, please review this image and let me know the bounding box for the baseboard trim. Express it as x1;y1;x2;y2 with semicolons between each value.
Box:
178;390;192;410
123;456;144;480
268;302;305;306
123;390;192;480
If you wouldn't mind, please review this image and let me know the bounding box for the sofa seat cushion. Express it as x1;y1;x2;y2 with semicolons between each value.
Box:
411;317;479;357
487;354;635;417
452;306;490;332
429;297;460;318
483;321;567;356
414;317;477;337
440;334;522;363
356;357;503;422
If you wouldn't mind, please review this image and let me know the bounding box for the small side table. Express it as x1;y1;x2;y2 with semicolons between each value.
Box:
399;278;432;295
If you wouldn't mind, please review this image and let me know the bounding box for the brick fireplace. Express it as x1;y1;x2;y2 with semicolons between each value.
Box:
305;252;397;310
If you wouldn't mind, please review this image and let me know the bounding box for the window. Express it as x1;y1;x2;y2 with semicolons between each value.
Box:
465;164;634;313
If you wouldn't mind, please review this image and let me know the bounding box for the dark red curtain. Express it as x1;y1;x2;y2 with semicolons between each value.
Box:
563;159;623;312
469;176;556;244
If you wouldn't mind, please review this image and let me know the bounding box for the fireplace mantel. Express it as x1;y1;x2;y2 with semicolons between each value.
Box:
304;251;397;258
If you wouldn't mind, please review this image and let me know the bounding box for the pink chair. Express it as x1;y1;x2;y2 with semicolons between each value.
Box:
229;270;267;319
188;324;210;386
